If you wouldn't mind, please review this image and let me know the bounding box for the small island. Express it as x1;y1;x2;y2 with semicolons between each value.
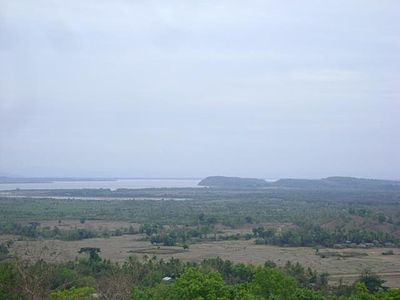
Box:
198;176;268;188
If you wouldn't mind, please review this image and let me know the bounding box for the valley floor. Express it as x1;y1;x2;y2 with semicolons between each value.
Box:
7;233;400;287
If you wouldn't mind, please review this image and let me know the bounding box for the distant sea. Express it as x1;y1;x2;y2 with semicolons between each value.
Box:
0;178;201;191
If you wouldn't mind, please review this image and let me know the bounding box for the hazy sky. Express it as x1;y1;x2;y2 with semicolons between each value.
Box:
0;1;399;179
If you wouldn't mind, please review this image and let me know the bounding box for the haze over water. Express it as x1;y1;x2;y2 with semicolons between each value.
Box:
0;178;201;191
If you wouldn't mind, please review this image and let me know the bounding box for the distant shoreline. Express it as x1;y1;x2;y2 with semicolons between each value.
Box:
0;178;202;191
0;177;202;184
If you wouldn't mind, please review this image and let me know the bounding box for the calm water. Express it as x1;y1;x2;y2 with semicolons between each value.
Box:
0;178;201;191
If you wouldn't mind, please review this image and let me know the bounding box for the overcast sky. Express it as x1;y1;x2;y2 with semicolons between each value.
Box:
0;1;399;179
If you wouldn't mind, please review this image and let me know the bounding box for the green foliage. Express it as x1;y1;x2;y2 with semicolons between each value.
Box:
166;268;230;300
132;284;170;300
283;261;328;290
150;233;177;246
2;185;400;228
50;287;96;300
75;248;116;276
132;268;231;300
200;257;255;284
252;225;398;247
0;222;100;241
0;256;398;300
381;289;400;299
248;266;298;299
50;267;96;290
0;262;17;299
351;282;376;300
358;270;386;293
294;288;325;300
79;247;101;262
140;223;162;236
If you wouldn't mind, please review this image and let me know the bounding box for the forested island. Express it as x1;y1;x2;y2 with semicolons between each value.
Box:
198;176;400;190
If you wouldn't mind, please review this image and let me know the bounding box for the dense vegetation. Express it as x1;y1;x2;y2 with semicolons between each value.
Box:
1;186;399;247
0;221;136;241
252;225;398;248
0;252;398;299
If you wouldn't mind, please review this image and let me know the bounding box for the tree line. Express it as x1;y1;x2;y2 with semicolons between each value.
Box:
0;250;398;299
